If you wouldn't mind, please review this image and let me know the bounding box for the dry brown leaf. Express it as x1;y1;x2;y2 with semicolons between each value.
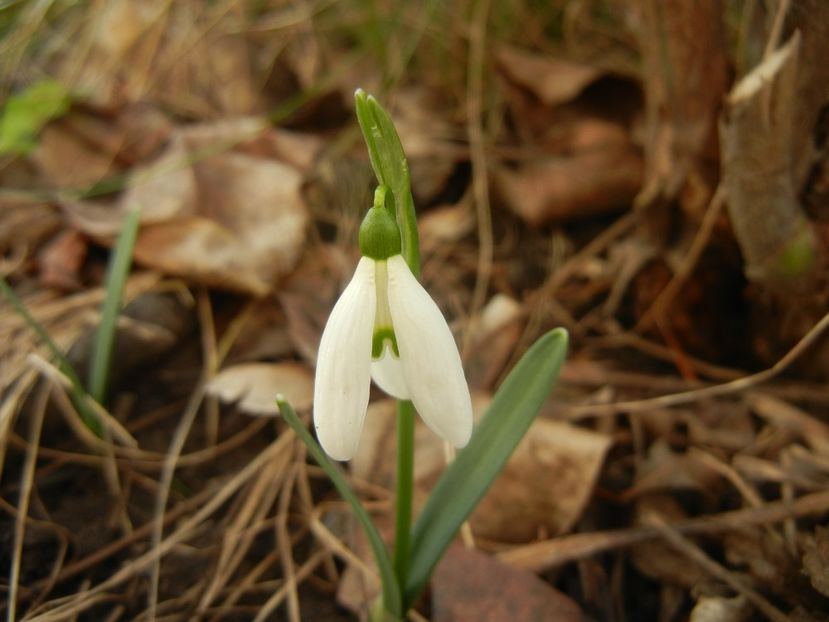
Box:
201;34;257;115
722;529;791;589
37;230;88;290
802;526;829;597
67;122;309;295
351;398;454;498
121;133;198;223
471;419;611;542
749;393;829;456
496;46;603;106
432;545;583;622
34;122;115;189
465;294;524;389
66;291;193;390
64;133;196;236
630;495;708;588
690;595;752;622
353;397;611;543
494;141;643;225
388;87;462;204
418;203;475;251
206;362;314;416
628;439;722;498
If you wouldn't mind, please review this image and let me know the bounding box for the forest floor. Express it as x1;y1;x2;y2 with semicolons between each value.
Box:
1;1;829;621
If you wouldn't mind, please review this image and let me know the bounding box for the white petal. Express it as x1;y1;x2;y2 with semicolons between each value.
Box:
386;255;473;447
371;345;410;399
313;257;376;460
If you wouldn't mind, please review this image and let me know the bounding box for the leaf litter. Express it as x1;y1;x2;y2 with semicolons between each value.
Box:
2;2;829;621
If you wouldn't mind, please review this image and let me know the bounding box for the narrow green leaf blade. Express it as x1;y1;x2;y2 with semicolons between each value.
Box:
89;207;141;404
403;328;569;607
0;277;102;436
277;397;403;618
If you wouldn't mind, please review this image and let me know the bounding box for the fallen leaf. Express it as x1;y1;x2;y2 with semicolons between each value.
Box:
206;362;314;416
64;133;197;236
387;87;462;205
352;398;611;543
121;133;198;223
432;545;583;622
67;291;193;391
34;121;115;189
37;229;88;290
496;46;603;106
750;393;829;456
627;439;722;499
493;136;642;225
689;595;752;622
418;203;475;252
802;525;829;597
67;122;309;295
630;495;708;588
470;418;612;542
464;294;524;389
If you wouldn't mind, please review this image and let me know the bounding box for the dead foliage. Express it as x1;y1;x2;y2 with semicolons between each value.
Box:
2;1;829;621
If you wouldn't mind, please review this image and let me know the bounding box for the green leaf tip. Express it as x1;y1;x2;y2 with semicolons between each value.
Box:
0;78;71;155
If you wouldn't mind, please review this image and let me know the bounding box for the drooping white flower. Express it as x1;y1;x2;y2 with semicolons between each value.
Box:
313;205;473;461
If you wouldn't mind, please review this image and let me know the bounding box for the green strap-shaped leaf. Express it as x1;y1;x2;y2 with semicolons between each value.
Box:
403;328;569;608
277;397;403;618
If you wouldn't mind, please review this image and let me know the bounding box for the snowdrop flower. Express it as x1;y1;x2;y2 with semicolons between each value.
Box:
313;205;473;460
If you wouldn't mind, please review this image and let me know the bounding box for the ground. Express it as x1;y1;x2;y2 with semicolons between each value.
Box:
1;1;829;621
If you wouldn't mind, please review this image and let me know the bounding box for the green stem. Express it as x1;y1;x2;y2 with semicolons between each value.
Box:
392;400;416;588
355;90;423;621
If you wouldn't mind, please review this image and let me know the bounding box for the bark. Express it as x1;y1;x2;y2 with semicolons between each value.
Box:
635;0;729;213
720;32;820;292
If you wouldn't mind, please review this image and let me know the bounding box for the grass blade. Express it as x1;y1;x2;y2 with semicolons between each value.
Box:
0;277;102;435
403;328;569;608
88;207;141;404
277;396;403;618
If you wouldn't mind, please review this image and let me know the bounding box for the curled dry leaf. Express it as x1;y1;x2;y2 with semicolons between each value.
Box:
387;87;462;205
494;130;643;225
34;121;116;189
802;526;829;597
630;495;708;589
67;291;193;390
37;229;88;290
432;545;583;622
206;362;313;416
66;119;310;295
470;418;611;542
418;203;475;251
496;46;604;107
689;595;752;622
464;294;524;389
352;398;611;543
627;439;722;499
